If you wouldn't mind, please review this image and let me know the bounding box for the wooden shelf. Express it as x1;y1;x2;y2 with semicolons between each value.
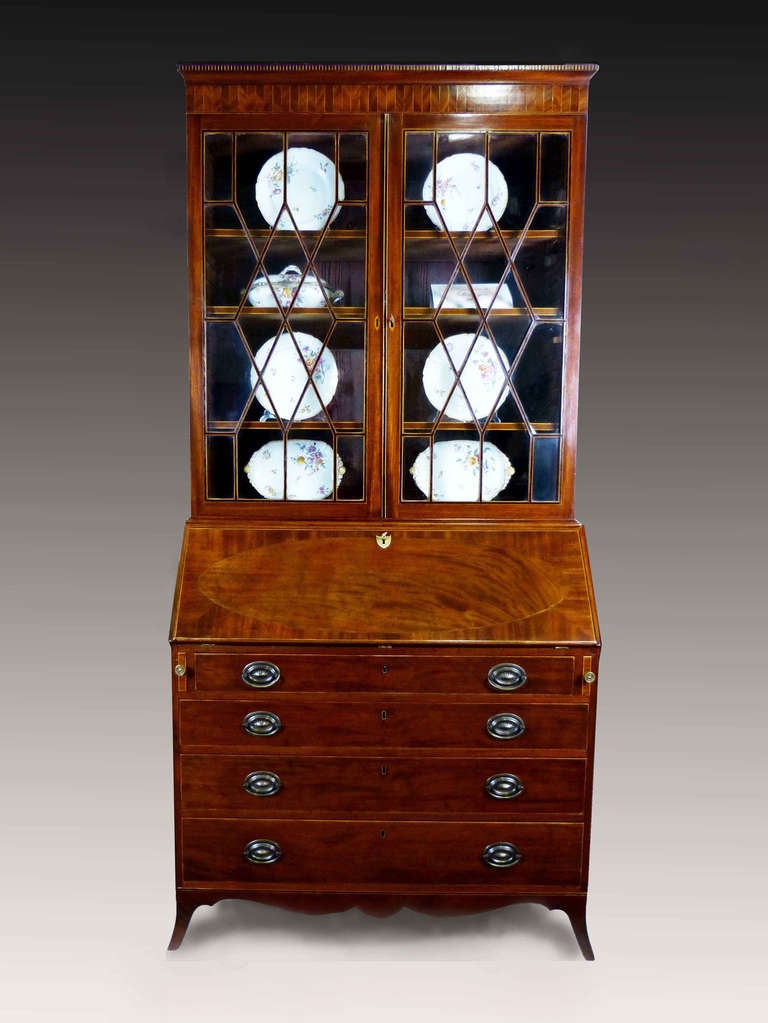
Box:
404;229;563;245
208;421;365;432
402;421;559;433
206;306;366;320
404;307;563;320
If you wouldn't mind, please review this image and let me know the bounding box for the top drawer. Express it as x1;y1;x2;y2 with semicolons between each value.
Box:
189;649;579;695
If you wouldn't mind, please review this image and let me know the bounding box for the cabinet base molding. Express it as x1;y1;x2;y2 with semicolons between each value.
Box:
168;889;594;960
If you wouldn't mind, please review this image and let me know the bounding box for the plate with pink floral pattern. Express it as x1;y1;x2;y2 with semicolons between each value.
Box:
410;439;513;502
422;154;508;232
244;439;345;500
256;147;345;231
250;331;338;421
422;333;510;421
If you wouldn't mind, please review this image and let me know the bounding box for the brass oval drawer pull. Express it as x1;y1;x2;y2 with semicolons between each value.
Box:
487;663;527;691
482;842;522;868
243;839;282;865
485;773;525;799
242;711;282;737
486;712;526;740
243;770;282;797
241;661;281;688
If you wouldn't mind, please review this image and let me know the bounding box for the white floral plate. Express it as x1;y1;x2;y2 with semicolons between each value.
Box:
410;439;513;502
422;333;510;421
244;439;345;500
250;332;338;421
422;153;508;232
255;147;345;231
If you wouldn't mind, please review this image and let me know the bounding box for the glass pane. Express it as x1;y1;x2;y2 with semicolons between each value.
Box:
205;232;256;312
234;132;284;231
489;133;537;231
514;235;566;314
203;128;369;503
337;435;365;500
514;324;563;430
400;127;566;506
206;322;253;428
205;204;241;230
204;133;232;201
486;430;530;501
206;435;235;498
326;322;365;427
339;133;367;201
404;132;434;202
403;322;441;426
532;436;560;501
529;204;567;232
540;134;569;202
404;231;459;310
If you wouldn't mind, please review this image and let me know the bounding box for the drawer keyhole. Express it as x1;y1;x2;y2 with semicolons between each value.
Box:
380;764;388;776
380;709;388;721
381;664;389;674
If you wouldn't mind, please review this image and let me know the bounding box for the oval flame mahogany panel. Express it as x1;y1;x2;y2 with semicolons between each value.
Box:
197;532;565;642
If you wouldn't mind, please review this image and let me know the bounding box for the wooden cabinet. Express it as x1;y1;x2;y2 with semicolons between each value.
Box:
169;63;601;958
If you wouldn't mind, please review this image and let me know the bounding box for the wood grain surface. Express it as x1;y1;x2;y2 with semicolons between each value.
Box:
170;522;599;644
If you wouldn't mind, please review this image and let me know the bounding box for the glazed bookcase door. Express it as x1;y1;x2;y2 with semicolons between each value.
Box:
192;115;383;517
387;115;587;519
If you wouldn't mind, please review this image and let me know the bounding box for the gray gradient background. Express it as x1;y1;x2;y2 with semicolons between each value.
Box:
1;3;766;1020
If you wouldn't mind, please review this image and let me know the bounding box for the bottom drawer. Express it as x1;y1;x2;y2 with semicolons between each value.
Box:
181;818;584;886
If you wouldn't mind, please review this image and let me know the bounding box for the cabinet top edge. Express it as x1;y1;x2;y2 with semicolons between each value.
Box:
178;62;599;77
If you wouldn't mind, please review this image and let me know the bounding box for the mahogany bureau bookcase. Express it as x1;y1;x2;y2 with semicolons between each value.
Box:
168;63;601;959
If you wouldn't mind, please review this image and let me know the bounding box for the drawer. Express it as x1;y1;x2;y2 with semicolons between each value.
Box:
191;650;578;695
181;818;585;886
180;754;587;815
178;697;589;751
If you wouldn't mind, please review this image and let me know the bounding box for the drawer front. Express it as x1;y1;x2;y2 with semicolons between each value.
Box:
178;698;589;751
181;818;584;886
192;651;577;695
180;754;587;815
